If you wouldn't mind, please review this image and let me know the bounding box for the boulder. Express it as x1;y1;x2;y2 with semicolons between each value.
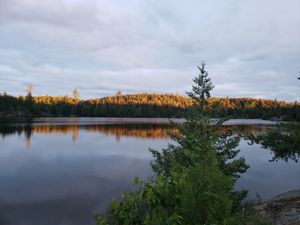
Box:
256;189;300;225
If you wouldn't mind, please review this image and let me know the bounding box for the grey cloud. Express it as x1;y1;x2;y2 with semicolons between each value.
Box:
0;0;299;100
0;0;99;31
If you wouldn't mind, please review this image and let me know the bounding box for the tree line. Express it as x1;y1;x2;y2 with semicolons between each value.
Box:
0;90;299;120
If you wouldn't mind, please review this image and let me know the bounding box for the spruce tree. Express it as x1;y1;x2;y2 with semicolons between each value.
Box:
186;62;214;110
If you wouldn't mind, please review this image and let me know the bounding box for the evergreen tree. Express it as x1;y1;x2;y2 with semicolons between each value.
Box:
25;84;34;113
186;62;214;110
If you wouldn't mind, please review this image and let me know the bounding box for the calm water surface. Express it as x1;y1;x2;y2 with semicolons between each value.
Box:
0;118;299;225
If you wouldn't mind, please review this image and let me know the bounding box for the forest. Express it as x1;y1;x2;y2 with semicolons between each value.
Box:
0;90;299;121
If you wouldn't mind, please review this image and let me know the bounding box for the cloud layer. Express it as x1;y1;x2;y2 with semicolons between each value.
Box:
0;0;299;100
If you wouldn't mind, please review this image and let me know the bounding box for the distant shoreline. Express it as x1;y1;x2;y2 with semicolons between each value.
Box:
1;93;299;121
13;117;280;126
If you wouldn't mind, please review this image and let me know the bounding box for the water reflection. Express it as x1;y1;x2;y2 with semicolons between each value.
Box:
0;123;271;148
0;121;299;225
0;124;178;149
0;123;166;225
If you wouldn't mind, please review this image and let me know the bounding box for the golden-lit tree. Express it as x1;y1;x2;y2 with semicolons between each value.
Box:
116;90;122;97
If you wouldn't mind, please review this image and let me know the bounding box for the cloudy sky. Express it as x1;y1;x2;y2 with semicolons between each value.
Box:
0;0;299;101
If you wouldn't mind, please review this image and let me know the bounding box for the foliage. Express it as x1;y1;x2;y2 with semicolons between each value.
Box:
96;64;269;225
187;62;214;109
233;201;272;225
216;132;246;178
0;92;299;120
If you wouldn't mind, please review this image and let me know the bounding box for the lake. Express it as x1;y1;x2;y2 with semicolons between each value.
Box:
0;118;299;225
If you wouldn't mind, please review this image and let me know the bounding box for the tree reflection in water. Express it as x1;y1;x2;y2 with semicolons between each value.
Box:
1;122;299;163
240;123;300;162
0;123;179;148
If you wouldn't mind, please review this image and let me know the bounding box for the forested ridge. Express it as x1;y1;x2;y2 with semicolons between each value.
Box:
0;92;299;120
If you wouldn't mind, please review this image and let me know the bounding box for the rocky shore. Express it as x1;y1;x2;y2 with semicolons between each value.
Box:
256;189;300;225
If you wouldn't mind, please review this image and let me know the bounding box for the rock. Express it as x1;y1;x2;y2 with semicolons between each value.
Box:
256;189;300;225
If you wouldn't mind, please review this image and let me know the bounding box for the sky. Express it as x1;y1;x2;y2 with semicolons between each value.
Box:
0;0;299;101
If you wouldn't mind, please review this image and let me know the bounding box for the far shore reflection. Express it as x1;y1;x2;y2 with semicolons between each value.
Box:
0;124;176;146
0;122;271;148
